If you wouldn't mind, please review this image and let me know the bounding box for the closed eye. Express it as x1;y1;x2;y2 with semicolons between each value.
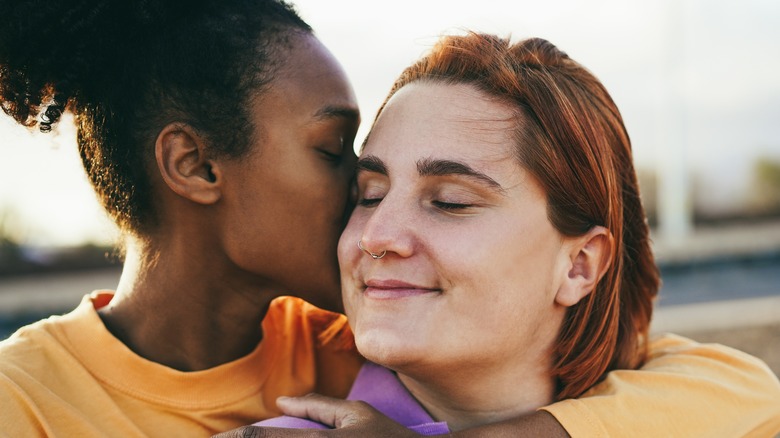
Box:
358;197;383;207
318;149;343;163
432;200;473;210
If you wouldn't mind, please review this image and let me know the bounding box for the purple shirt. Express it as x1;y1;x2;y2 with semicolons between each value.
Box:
255;362;450;435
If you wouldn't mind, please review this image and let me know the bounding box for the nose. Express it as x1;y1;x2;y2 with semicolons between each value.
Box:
357;194;416;260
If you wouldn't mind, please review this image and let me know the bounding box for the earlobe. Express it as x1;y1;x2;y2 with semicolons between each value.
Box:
555;226;614;307
155;123;222;205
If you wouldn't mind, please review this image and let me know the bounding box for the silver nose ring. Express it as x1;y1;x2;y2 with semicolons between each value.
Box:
358;240;386;259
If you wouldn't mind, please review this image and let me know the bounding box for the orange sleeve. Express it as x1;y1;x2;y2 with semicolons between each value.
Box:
300;298;364;398
542;334;780;437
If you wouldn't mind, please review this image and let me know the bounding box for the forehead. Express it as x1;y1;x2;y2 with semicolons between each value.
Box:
254;33;358;125
365;81;517;162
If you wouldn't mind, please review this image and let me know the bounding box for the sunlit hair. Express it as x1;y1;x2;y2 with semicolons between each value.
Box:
367;33;659;399
0;0;310;238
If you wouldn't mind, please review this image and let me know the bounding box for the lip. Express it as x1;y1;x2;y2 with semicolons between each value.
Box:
363;279;440;300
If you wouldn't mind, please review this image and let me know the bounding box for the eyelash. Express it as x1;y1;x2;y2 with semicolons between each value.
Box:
358;197;382;207
357;198;473;211
432;200;473;210
319;149;343;163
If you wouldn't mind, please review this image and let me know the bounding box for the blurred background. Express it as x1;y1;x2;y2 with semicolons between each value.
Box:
1;0;778;373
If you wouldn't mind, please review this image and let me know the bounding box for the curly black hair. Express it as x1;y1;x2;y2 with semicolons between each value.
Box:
0;0;311;236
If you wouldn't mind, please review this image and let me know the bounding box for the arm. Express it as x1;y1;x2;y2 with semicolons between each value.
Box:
214;334;780;437
542;333;780;437
212;394;568;438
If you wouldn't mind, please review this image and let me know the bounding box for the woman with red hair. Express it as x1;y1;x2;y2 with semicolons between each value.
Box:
345;33;657;403
251;33;780;436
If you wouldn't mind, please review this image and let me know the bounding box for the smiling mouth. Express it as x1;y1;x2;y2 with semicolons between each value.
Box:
363;280;441;300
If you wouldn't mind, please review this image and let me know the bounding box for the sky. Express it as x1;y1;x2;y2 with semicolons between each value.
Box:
1;0;779;247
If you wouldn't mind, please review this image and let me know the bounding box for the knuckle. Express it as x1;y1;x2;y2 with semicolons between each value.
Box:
236;426;258;438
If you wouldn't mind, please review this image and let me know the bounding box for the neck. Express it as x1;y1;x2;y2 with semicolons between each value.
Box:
397;352;556;431
98;237;279;371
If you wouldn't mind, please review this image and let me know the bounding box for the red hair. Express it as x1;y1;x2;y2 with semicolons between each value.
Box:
367;33;659;399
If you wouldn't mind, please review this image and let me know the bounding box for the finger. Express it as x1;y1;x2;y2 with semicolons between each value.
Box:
276;394;372;428
213;425;336;438
211;425;264;438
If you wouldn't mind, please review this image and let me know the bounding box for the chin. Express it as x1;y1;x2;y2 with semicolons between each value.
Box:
354;328;428;370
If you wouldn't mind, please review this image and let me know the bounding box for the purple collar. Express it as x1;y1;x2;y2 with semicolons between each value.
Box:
255;362;450;435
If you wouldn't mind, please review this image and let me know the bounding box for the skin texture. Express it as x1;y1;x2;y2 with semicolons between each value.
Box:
341;82;607;430
97;32;359;371
342;82;566;428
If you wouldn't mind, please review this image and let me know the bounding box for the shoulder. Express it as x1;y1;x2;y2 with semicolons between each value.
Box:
0;316;65;373
0;316;73;430
0;292;107;374
542;333;780;438
647;332;779;376
0;294;105;402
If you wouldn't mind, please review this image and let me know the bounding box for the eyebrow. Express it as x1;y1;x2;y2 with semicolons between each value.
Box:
417;158;505;192
356;155;505;193
356;155;388;175
313;105;360;123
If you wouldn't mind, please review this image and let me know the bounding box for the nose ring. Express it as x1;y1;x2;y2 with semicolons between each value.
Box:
358;240;386;259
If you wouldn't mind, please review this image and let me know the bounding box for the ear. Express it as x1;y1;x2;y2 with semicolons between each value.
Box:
555;226;615;307
155;123;222;205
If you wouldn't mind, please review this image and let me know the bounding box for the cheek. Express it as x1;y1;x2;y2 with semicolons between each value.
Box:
339;211;382;326
310;172;349;216
445;226;560;314
338;216;363;292
338;212;364;266
337;234;356;280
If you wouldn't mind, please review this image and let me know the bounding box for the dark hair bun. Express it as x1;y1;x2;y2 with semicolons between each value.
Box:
2;0;310;236
0;0;206;131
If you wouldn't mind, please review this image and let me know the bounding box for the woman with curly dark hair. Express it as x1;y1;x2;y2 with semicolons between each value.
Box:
1;1;778;437
0;1;365;435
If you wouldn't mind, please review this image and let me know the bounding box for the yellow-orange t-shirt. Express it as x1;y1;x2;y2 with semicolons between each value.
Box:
2;292;779;437
0;292;363;437
543;333;780;437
